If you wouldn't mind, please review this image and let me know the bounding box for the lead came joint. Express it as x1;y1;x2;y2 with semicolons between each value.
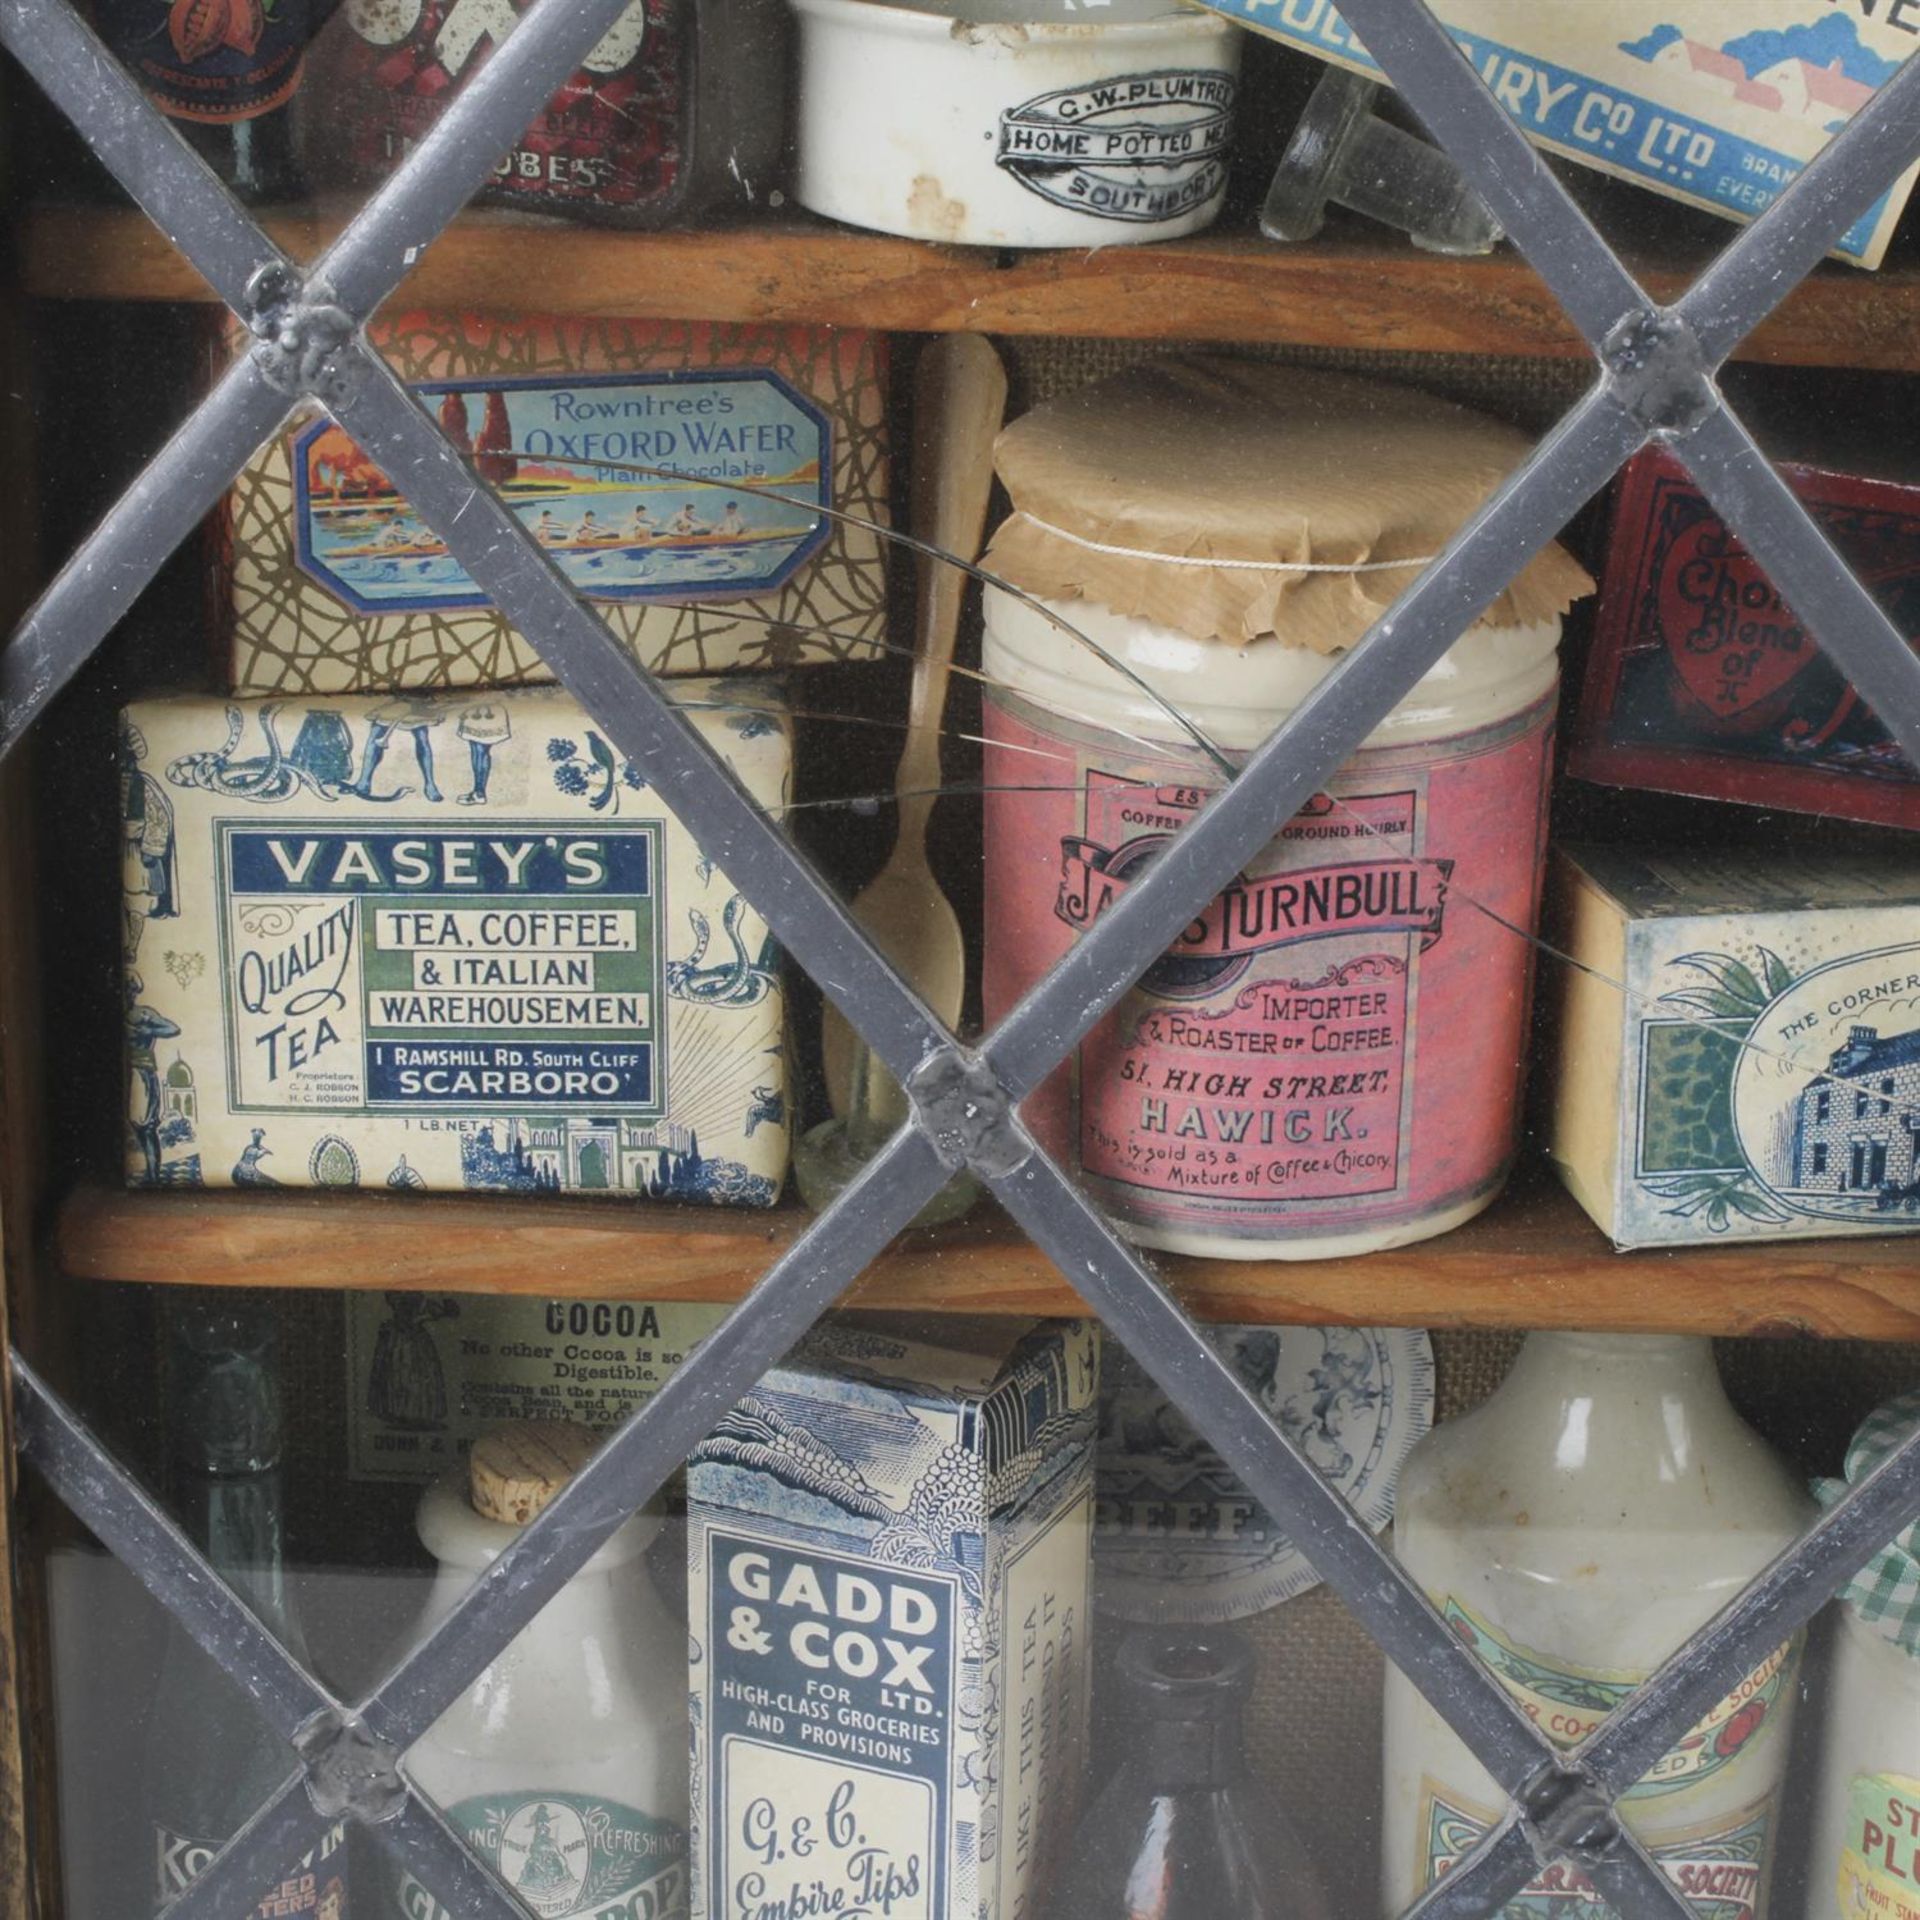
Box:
1520;1759;1624;1871
294;1711;408;1826
905;1047;1030;1179
1601;308;1719;440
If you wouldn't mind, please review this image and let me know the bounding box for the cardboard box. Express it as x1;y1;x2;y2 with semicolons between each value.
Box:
688;1316;1100;1920
1570;445;1920;831
123;682;792;1201
1545;844;1920;1248
221;313;890;693
1195;1;1919;268
345;1295;731;1481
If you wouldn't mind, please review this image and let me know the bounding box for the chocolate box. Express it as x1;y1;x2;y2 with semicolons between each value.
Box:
1570;445;1920;831
220;313;890;694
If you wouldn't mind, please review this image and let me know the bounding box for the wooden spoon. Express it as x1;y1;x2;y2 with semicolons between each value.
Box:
822;333;1010;1123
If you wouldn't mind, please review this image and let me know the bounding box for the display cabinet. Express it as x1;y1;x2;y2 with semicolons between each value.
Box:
2;2;1919;1917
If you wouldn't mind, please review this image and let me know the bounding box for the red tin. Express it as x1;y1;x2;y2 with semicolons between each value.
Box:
1570;445;1920;831
310;0;787;227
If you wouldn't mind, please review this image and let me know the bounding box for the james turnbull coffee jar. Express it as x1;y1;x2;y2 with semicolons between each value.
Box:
979;360;1594;1260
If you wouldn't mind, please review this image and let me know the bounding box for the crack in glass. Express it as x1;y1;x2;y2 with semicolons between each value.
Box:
3;0;1920;1915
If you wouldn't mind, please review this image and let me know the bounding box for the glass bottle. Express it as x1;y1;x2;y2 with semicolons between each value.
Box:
1049;1626;1332;1920
93;0;308;203
1381;1333;1814;1919
398;1422;689;1920
147;1297;350;1916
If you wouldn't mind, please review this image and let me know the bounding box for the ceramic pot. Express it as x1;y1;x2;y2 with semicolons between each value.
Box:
791;0;1241;246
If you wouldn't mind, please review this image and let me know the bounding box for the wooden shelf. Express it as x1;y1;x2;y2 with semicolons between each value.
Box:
23;204;1920;369
53;1170;1920;1339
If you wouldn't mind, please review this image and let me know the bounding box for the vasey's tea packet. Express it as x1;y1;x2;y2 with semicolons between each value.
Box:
122;682;792;1202
1192;1;1919;268
688;1317;1100;1920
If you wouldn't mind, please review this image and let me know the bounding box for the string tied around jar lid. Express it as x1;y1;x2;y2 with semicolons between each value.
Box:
1014;513;1440;574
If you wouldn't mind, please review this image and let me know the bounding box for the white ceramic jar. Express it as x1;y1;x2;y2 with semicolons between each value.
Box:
400;1428;689;1920
1381;1335;1815;1919
1810;1390;1920;1920
790;0;1241;246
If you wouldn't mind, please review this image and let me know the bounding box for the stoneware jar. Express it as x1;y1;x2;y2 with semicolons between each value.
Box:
980;359;1594;1260
790;0;1241;246
1810;1389;1920;1920
402;1423;690;1919
1381;1334;1815;1919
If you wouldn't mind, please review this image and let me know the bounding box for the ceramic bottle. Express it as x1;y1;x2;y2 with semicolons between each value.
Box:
1382;1334;1814;1918
399;1422;688;1920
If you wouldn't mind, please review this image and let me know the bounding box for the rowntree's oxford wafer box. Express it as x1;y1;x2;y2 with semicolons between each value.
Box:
1193;1;1918;268
1545;844;1920;1248
687;1317;1100;1920
219;313;889;693
122;682;792;1202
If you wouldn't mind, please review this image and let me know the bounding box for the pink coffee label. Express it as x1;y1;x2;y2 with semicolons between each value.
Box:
983;689;1555;1245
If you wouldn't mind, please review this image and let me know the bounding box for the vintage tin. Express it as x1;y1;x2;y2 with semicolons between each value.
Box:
219;312;891;694
790;0;1241;246
687;1316;1100;1920
311;0;788;225
1571;444;1920;831
984;595;1559;1259
122;682;793;1203
344;1295;731;1482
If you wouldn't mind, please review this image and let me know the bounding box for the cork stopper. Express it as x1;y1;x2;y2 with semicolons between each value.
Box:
468;1421;599;1526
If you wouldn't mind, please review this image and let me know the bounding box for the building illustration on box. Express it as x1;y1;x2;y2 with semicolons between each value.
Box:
1624;17;1889;128
1791;1023;1920;1207
121;684;793;1203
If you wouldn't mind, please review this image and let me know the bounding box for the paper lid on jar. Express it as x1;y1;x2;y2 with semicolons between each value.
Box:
983;358;1595;654
469;1420;600;1526
1816;1386;1920;1660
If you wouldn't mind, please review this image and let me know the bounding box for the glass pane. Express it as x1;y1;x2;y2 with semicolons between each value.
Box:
9;6;1920;1920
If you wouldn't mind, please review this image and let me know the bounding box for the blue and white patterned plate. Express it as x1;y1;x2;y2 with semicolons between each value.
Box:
1095;1325;1435;1622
